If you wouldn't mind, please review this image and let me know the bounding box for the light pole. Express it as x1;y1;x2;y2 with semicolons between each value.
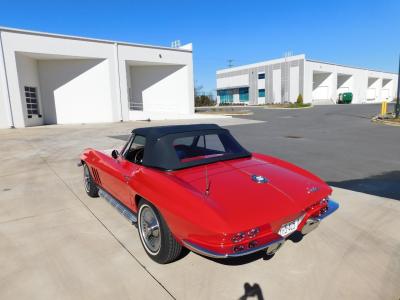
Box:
396;54;400;118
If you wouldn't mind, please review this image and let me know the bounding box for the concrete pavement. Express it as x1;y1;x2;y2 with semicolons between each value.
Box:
0;118;399;299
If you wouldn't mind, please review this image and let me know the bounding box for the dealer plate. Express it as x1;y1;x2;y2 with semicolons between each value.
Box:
278;215;304;237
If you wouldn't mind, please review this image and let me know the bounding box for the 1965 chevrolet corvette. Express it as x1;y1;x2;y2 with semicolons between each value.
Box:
79;124;338;264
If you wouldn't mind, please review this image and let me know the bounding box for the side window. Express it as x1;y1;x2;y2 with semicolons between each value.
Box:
173;136;194;147
124;134;146;163
206;134;225;152
131;135;146;150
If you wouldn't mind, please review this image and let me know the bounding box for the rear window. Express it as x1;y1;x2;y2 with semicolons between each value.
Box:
173;133;242;163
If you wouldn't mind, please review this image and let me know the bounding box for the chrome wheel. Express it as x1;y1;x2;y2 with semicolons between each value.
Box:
139;204;161;254
83;165;91;193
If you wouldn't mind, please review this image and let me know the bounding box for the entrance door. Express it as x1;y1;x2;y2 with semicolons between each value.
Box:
24;86;44;126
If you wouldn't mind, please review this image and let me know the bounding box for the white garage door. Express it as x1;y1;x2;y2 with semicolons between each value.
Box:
381;89;389;100
337;87;349;94
367;88;376;100
312;86;329;100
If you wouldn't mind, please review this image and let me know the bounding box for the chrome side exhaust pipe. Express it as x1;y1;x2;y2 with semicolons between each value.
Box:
98;188;137;224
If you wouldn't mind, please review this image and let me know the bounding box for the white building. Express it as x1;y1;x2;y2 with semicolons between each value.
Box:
216;54;398;105
0;27;194;128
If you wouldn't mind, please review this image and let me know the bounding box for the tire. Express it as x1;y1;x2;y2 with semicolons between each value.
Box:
83;164;99;198
137;200;182;264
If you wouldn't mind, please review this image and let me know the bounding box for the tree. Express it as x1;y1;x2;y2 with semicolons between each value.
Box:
195;94;216;107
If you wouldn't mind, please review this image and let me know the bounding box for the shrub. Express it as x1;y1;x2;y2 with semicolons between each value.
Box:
297;94;303;105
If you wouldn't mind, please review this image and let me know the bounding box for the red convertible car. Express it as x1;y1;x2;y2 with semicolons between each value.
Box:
79;124;338;264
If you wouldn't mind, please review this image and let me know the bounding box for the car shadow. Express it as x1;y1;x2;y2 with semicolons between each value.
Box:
328;170;400;201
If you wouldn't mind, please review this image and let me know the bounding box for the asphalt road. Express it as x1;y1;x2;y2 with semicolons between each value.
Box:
226;104;400;200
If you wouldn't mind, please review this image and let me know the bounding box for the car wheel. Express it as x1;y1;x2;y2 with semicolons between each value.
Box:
137;200;182;264
83;164;99;198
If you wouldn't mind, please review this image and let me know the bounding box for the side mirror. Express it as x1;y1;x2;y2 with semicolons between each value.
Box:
111;150;120;159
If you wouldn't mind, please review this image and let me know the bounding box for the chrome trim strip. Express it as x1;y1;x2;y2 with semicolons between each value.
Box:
316;198;339;221
98;188;137;224
182;237;285;259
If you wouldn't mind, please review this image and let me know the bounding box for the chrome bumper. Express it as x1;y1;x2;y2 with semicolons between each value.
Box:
301;198;339;235
183;237;285;259
183;199;339;259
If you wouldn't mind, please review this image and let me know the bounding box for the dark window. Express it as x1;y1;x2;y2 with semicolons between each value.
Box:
173;133;242;162
239;87;249;102
258;89;266;97
24;86;39;116
258;73;265;79
217;89;234;103
124;135;146;163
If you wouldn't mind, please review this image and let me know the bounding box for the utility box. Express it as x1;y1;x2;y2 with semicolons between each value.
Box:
338;92;353;104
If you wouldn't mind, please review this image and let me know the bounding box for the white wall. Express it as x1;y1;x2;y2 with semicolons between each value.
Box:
15;54;43;126
290;66;299;102
118;44;194;120
305;60;398;104
129;64;190;114
217;74;249;89
272;69;281;103
38;59;113;124
0;33;11;128
0;29;194;128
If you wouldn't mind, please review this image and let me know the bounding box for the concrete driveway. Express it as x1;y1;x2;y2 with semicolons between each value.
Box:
0;117;399;300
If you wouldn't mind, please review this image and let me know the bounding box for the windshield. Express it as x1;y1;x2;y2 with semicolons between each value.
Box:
173;133;247;164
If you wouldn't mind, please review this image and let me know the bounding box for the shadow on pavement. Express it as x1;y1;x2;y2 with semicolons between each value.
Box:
328;170;400;201
109;134;130;141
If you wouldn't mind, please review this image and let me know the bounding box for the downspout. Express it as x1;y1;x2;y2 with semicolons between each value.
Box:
0;31;15;128
114;43;123;122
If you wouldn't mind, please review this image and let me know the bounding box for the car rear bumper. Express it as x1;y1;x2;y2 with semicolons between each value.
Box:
301;198;339;234
182;237;285;259
183;198;339;259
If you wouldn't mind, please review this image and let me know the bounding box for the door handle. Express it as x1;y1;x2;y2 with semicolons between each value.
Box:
124;175;132;182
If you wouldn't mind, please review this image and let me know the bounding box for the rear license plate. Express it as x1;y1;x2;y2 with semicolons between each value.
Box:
278;215;304;237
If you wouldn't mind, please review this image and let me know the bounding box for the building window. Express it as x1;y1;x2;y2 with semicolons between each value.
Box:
218;89;234;103
24;86;40;117
258;73;265;79
239;87;249;102
258;89;265;97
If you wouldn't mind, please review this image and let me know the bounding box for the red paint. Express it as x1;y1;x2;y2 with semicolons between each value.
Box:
81;148;332;256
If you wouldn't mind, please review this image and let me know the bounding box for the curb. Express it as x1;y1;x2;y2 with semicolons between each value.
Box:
371;116;400;127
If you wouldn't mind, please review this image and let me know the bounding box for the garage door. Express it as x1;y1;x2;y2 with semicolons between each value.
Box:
367;88;376;100
381;89;389;100
337;87;349;94
312;86;329;100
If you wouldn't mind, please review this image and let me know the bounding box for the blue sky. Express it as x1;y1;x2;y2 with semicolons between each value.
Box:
1;0;399;94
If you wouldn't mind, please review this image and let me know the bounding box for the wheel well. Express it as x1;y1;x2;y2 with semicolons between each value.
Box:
134;194;143;209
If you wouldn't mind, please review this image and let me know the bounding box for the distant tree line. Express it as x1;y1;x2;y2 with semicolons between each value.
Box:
194;83;216;107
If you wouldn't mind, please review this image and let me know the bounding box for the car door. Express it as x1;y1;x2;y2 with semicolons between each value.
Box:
106;134;146;208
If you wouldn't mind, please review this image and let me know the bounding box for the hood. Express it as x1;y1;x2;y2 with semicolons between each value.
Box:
172;156;331;232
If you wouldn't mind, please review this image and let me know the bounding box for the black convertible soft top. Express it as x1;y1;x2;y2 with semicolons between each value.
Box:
130;124;251;170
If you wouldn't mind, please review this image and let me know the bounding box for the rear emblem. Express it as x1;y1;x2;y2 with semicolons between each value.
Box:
252;175;268;184
307;186;319;194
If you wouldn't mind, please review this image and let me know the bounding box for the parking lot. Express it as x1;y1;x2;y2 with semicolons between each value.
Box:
0;104;399;300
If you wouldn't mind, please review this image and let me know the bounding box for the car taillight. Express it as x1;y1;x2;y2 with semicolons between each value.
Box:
247;228;260;238
232;232;245;243
231;228;260;243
